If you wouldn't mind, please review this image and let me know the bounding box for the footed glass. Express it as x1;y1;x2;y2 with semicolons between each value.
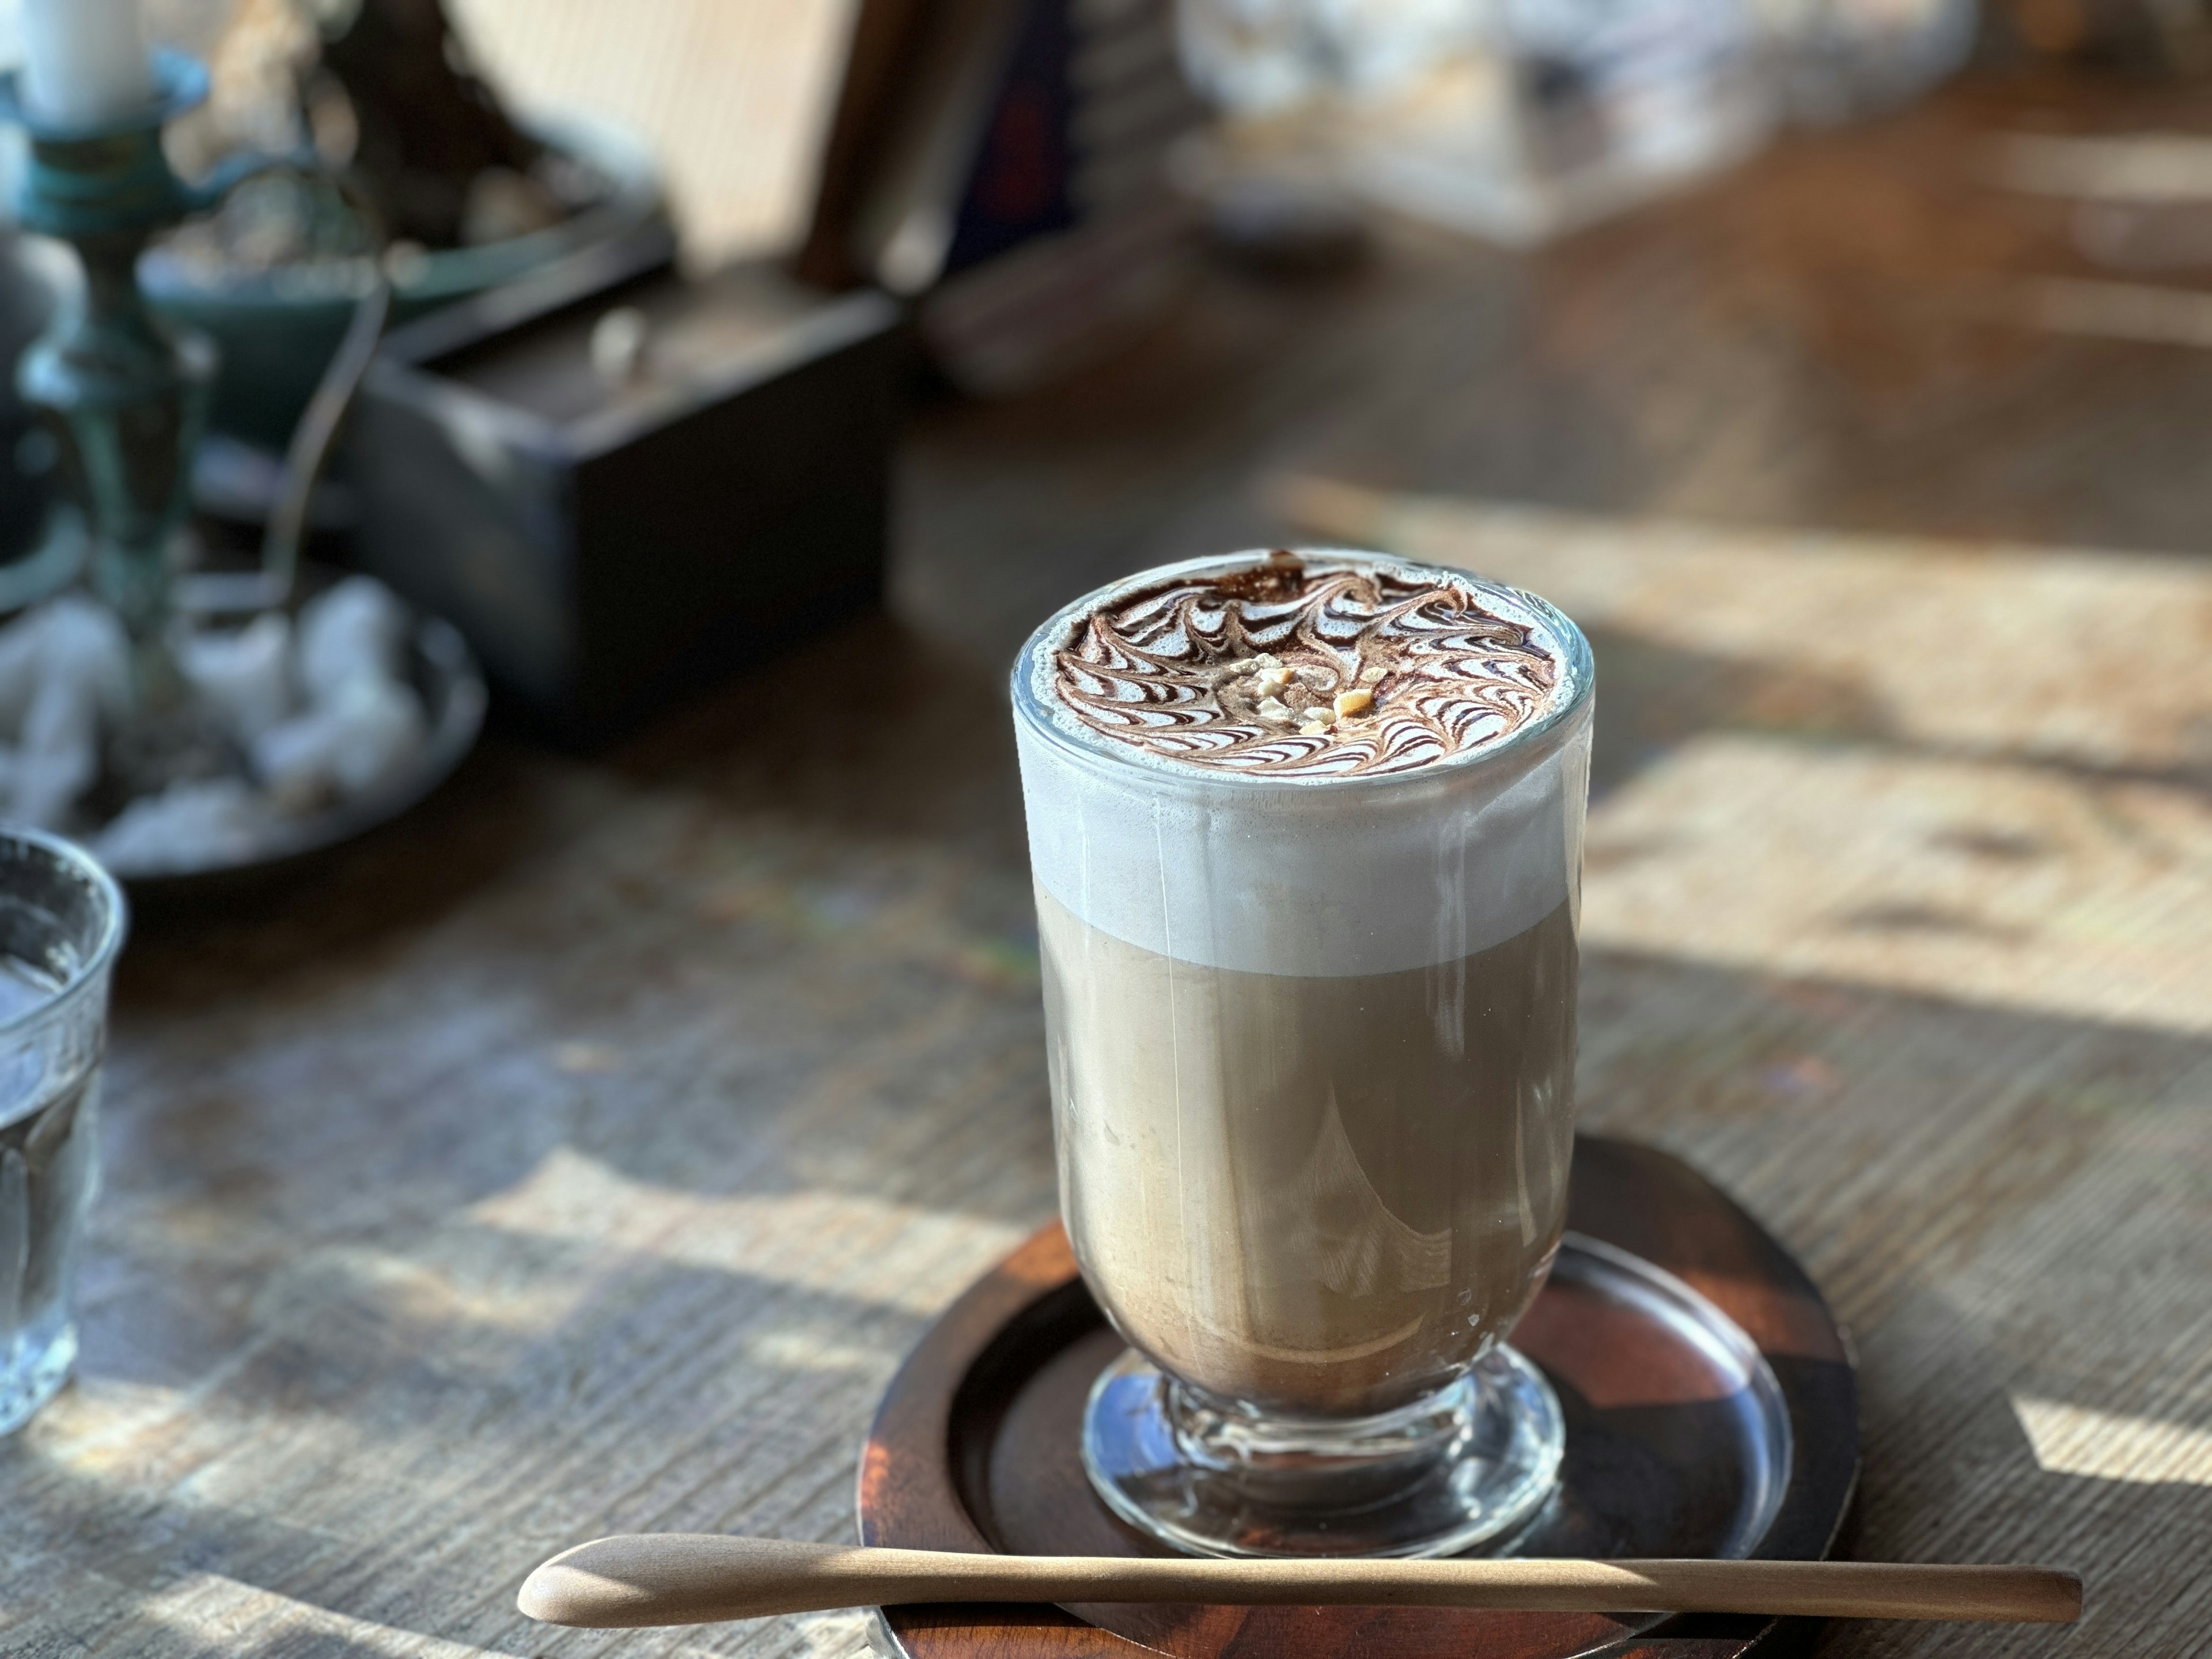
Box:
1083;1344;1565;1557
1012;550;1593;1558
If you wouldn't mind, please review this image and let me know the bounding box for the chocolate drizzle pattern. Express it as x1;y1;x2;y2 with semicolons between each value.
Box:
1051;554;1559;778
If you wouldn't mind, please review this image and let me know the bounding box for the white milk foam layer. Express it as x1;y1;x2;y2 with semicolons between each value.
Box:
1013;551;1594;978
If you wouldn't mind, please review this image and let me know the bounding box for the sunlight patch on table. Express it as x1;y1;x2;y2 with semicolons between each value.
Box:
1580;733;2212;1034
251;1240;589;1337
1272;478;2212;778
749;1328;896;1374
2013;1396;2212;1486
470;1145;1029;1314
136;1571;520;1658
31;1376;207;1472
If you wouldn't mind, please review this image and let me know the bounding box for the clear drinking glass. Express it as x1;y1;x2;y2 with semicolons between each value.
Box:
0;827;124;1435
1012;550;1592;1558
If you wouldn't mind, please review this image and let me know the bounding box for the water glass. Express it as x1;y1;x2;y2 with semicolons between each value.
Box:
0;827;124;1434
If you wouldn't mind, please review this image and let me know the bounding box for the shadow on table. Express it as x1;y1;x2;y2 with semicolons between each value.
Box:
112;739;550;1002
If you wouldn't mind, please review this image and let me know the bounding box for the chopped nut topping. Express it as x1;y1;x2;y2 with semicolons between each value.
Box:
1052;558;1560;777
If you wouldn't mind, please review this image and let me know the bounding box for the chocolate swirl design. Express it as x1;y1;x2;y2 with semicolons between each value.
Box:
1051;554;1559;778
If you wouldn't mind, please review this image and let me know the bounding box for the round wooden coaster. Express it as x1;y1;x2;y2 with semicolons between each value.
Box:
860;1135;1857;1659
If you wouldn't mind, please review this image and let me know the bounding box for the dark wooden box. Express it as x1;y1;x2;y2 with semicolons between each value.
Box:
348;254;904;743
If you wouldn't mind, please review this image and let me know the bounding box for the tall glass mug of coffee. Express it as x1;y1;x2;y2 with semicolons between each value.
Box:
1012;550;1593;1558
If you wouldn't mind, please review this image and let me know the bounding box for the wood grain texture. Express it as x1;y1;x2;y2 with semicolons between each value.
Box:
1;65;2206;1659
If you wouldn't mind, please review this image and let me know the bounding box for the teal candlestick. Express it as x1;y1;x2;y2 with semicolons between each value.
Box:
0;50;385;803
2;52;217;712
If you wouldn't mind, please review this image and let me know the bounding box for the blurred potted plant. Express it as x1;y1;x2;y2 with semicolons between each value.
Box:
138;0;668;455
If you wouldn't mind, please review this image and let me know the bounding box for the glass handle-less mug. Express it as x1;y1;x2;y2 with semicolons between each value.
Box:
1012;550;1593;1558
0;827;125;1435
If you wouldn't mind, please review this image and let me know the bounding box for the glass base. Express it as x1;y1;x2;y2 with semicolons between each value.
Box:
0;1317;74;1436
1081;1344;1564;1558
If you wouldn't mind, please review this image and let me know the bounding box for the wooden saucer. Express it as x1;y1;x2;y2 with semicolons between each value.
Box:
859;1135;1857;1659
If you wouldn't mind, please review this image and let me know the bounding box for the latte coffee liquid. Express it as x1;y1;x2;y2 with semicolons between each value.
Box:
1041;888;1575;1416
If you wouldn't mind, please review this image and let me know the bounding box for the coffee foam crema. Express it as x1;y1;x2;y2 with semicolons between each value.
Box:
1014;551;1594;978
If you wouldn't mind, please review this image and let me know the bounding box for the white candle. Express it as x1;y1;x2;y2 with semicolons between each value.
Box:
18;0;154;128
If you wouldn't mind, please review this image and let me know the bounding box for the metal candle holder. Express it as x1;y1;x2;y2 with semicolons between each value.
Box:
0;48;384;789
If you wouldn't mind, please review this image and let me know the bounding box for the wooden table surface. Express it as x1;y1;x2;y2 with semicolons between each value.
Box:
8;70;2211;1659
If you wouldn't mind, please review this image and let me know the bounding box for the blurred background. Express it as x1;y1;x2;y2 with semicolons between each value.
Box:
0;0;2198;1001
0;0;2202;676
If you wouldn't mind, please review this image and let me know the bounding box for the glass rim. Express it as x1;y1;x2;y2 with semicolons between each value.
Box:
0;825;127;1039
1010;547;1596;795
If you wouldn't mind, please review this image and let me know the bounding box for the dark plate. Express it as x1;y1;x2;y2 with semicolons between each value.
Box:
859;1134;1858;1659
